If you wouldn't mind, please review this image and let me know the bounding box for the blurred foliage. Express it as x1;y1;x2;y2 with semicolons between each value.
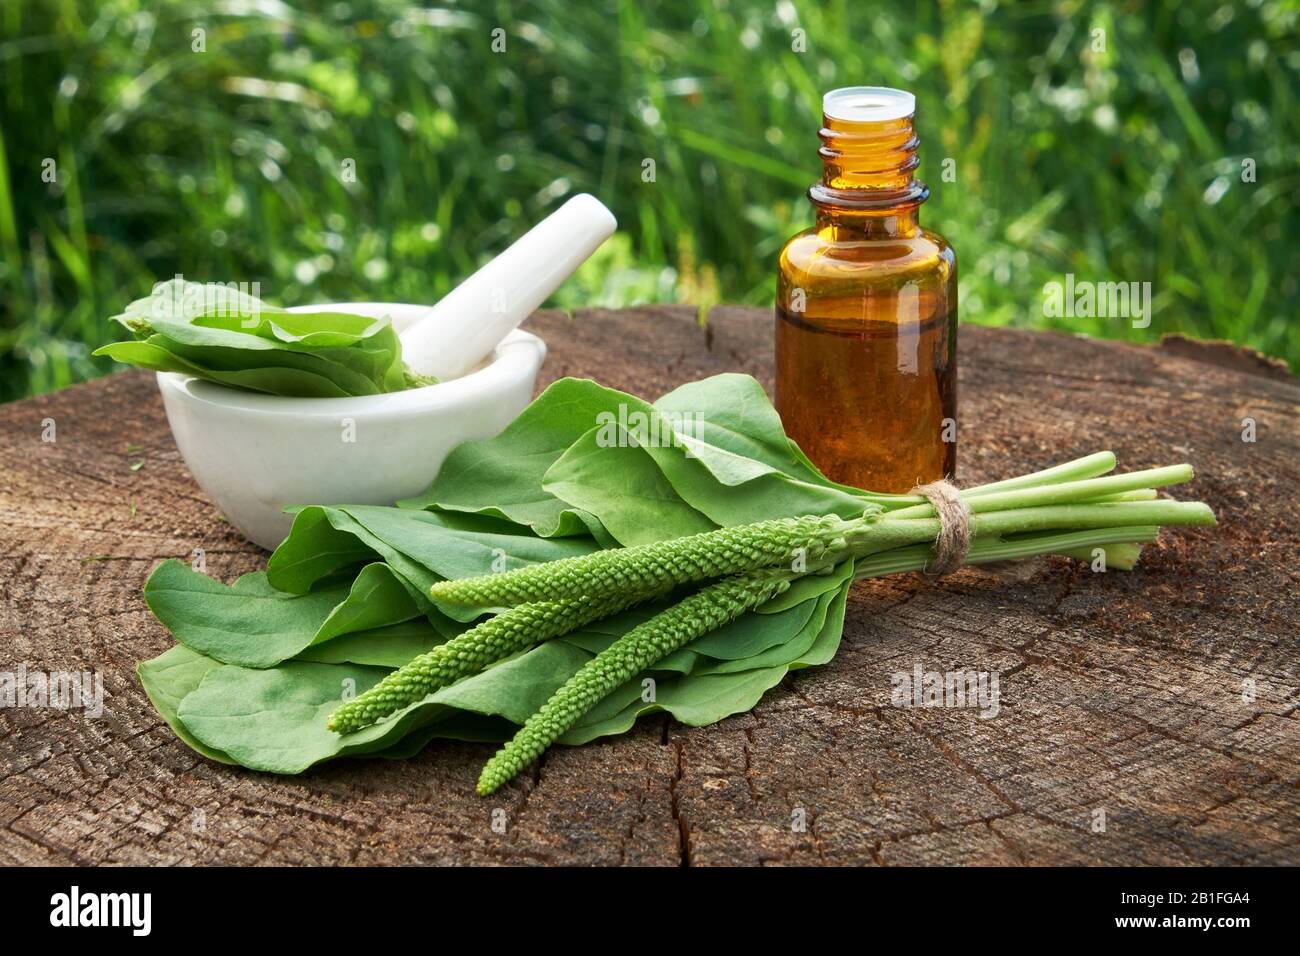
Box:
0;0;1296;402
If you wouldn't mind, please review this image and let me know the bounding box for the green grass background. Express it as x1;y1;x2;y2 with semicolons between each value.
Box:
1;0;1295;402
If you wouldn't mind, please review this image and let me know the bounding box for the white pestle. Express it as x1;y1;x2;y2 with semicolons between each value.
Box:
398;193;617;381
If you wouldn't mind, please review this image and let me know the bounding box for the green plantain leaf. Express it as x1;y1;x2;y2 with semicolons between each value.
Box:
789;568;853;669
144;559;430;669
137;645;237;764
293;618;445;667
144;560;351;668
153;335;389;396
98;280;418;396
174;640;599;772
636;390;878;524
176;660;446;773
112;279;391;347
398;377;630;540
93;339;357;398
655;665;794;726
543;376;874;540
265;506;377;595
558;665;794;744
428;641;594;725
653;373;830;482
657;373;918;507
269;506;442;617
692;588;835;676
342;505;601;581
543;428;716;545
312;562;423;645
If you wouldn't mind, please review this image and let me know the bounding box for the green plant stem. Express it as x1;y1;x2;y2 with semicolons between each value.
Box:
960;451;1118;498
861;451;1119;511
885;465;1193;520
969;499;1216;534
838;499;1213;564
1083;489;1158;503
849;526;1160;580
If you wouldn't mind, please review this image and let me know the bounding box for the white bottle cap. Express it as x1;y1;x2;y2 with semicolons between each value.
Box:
823;87;916;123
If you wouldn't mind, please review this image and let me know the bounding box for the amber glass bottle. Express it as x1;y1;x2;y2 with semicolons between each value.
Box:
775;87;956;494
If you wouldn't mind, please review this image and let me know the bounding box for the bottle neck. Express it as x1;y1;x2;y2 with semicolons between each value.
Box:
814;207;920;239
808;103;928;237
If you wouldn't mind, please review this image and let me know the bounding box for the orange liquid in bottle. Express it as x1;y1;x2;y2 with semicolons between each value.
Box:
775;87;957;494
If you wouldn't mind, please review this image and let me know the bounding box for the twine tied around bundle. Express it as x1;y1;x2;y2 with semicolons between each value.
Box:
912;479;972;577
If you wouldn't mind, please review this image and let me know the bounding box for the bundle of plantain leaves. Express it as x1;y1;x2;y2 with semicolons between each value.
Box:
94;279;434;396
137;373;1214;784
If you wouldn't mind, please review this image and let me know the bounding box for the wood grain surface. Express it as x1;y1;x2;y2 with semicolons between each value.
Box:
1;306;1296;865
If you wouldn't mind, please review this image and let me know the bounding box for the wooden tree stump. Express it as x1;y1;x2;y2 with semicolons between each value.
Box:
0;307;1295;866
